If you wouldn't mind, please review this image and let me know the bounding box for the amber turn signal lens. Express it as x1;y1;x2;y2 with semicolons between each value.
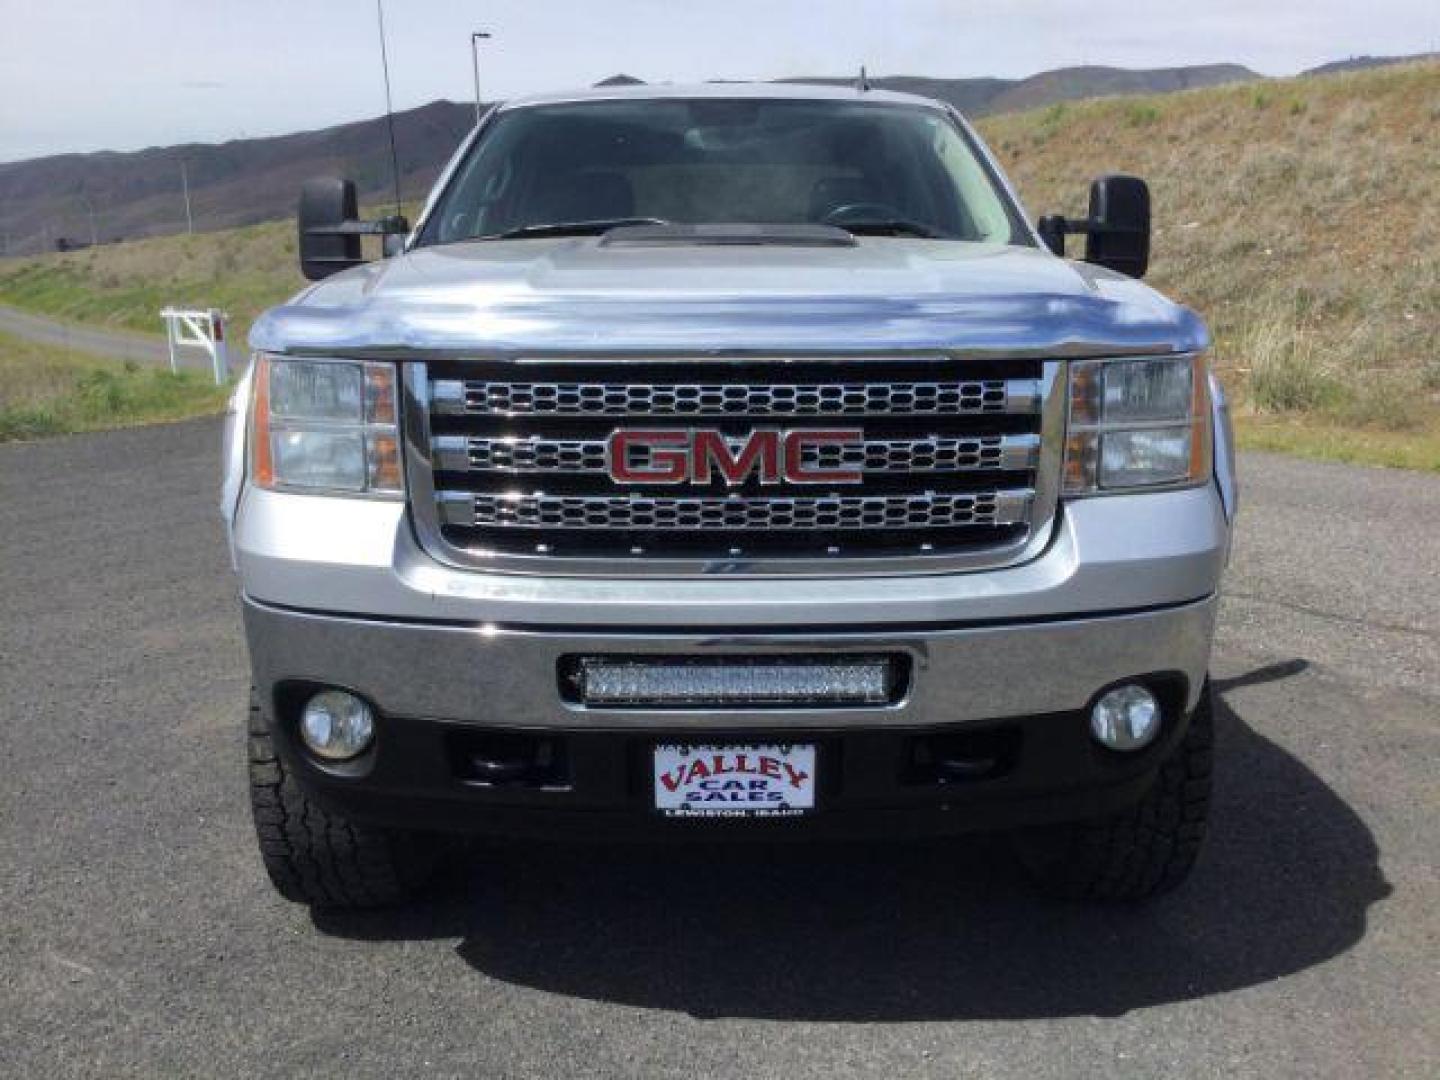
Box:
251;357;275;488
1063;432;1098;493
366;364;397;425
367;433;403;492
1187;355;1212;484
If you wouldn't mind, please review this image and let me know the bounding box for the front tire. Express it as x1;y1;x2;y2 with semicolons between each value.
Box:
1014;680;1215;902
246;691;438;909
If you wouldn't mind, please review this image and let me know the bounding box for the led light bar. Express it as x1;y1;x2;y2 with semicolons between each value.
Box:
570;656;900;707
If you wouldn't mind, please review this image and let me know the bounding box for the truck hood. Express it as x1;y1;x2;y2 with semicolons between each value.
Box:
250;238;1208;357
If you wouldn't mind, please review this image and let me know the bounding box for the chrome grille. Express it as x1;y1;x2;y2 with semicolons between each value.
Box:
433;376;1036;417
434;433;1040;474
407;356;1061;576
443;491;1032;531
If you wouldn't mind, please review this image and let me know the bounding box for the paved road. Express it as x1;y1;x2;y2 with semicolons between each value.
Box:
1;423;1436;1078
0;303;170;365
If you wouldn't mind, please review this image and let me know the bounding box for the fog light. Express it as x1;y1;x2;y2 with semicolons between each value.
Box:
1089;684;1161;751
299;690;375;761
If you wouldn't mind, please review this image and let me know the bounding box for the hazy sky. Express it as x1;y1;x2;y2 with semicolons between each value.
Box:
1;0;1435;162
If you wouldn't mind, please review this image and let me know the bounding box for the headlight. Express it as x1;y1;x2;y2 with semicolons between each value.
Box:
250;355;403;497
1063;355;1211;494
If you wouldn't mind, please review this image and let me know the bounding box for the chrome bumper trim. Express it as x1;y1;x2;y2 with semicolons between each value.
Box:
242;594;1217;731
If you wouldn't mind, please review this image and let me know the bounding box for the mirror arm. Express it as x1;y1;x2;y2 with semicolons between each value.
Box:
302;214;409;238
1045;215;1143;237
1038;214;1145;257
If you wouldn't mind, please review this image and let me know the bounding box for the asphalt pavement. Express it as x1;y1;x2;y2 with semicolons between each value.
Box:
1;420;1436;1078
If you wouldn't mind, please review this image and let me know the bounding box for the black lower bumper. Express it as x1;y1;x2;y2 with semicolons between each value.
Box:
266;677;1194;841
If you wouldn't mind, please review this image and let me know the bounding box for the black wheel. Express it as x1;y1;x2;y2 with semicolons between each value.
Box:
246;690;439;909
1014;680;1215;902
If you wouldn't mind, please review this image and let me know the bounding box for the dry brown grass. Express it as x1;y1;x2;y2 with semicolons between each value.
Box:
979;60;1440;440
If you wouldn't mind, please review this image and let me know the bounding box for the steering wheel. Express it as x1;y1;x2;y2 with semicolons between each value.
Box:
820;202;908;227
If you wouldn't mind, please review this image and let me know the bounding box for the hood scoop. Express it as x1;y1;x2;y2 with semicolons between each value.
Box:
600;222;857;248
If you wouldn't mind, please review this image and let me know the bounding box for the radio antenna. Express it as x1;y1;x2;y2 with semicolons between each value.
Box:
374;0;404;218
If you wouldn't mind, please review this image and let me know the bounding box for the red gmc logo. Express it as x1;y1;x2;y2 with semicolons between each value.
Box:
607;429;864;485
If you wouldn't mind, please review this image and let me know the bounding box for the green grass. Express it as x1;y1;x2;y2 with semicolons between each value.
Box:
1235;414;1440;472
0;332;230;441
0;218;302;345
0;203;420;345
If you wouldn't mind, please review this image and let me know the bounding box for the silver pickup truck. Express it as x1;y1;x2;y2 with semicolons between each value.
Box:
223;83;1236;909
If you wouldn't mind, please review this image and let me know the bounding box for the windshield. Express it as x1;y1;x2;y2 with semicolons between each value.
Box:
416;97;1028;246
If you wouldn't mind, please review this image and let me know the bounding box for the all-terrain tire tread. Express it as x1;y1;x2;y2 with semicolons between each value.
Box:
1017;681;1215;902
246;690;434;908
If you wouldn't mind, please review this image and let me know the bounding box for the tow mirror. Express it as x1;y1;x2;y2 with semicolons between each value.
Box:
298;177;409;281
1037;174;1151;279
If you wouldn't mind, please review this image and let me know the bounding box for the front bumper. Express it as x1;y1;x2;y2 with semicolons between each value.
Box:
230;482;1230;628
244;593;1217;837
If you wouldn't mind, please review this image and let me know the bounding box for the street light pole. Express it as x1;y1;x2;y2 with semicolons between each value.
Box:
470;31;491;126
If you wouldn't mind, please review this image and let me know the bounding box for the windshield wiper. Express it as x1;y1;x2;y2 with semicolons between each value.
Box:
480;217;670;240
837;218;946;239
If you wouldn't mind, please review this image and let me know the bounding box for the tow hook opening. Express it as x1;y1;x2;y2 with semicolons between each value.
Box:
906;727;1021;785
447;731;569;788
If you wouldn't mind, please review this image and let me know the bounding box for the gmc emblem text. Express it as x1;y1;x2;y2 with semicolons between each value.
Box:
606;429;864;485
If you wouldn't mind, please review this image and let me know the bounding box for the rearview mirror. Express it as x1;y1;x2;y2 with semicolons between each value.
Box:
297;177;409;281
1084;175;1150;278
1037;174;1151;279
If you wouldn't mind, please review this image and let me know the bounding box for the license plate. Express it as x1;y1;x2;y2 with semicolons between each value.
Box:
653;744;817;818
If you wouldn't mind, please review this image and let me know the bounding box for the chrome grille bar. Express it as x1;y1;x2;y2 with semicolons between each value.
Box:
432;433;1041;474
438;490;1034;530
430;377;1040;417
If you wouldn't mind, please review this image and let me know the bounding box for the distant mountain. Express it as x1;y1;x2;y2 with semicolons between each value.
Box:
0;56;1422;255
0;100;475;253
782;64;1259;116
778;74;1014;115
1302;52;1438;77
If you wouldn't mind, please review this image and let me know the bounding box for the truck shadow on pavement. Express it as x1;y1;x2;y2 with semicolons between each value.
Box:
315;660;1391;1020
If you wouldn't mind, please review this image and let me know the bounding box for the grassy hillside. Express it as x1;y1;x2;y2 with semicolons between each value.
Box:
0;60;1435;464
979;59;1439;462
0;217;301;343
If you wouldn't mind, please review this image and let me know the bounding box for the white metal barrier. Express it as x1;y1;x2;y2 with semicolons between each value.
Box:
160;308;230;385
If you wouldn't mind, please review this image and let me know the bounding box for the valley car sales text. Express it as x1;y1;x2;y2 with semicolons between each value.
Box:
659;750;810;815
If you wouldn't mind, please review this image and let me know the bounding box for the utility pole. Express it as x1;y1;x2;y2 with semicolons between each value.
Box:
470;31;492;126
181;160;194;234
80;194;98;246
